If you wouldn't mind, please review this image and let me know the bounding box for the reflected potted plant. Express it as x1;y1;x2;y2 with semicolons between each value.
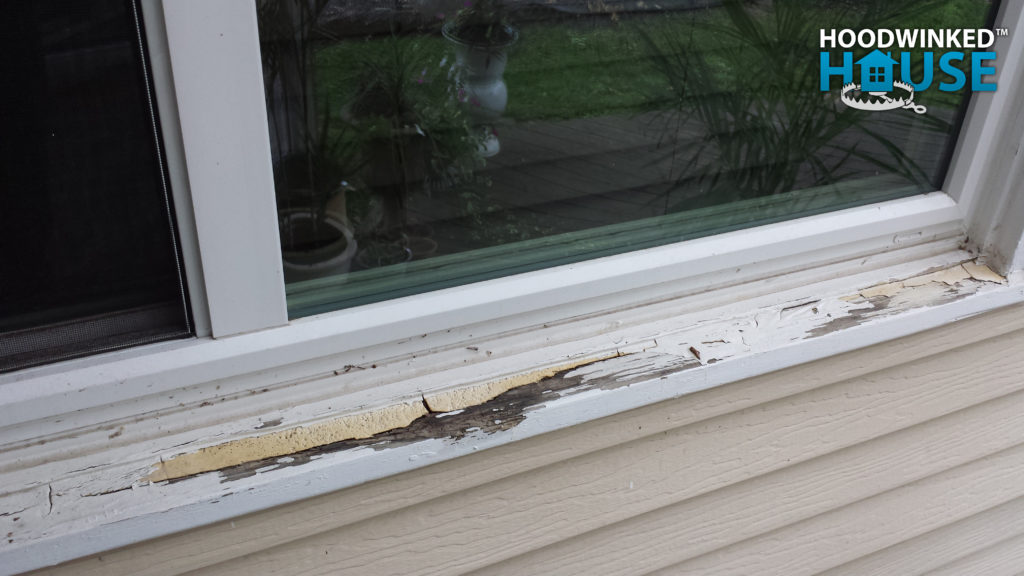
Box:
347;35;482;265
257;0;362;281
274;114;362;281
640;0;939;212
442;0;518;156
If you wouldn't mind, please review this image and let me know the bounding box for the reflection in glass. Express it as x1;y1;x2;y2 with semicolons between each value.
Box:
255;0;996;318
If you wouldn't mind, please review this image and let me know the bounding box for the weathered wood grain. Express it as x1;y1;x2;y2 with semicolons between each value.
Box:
187;327;1024;575
27;306;1024;576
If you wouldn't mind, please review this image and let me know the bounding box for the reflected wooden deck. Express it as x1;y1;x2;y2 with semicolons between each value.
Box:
407;109;952;252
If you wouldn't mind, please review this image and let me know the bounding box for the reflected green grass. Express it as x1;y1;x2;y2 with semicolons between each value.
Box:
314;0;990;122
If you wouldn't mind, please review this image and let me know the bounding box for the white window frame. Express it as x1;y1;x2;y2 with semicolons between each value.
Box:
4;0;1019;420
1;0;1023;572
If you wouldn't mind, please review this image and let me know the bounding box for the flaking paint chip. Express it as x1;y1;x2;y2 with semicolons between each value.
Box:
423;353;619;413
963;261;1006;284
860;282;904;299
902;265;970;287
147;400;429;483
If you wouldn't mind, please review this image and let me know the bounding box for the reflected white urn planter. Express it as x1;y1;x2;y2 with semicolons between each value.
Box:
442;22;518;157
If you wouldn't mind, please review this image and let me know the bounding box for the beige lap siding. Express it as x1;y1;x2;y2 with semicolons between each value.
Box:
30;304;1024;576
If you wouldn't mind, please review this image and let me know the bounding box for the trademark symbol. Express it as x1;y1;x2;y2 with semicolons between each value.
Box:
996;28;1009;37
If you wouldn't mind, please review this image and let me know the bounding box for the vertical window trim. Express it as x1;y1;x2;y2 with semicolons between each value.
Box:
139;0;212;337
162;0;289;338
943;0;1024;272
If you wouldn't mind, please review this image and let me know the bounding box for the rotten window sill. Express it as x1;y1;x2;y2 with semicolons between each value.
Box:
2;249;1023;574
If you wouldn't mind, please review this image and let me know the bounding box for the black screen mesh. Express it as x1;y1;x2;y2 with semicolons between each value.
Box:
0;0;192;372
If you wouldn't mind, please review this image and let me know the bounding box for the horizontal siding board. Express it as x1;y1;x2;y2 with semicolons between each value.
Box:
925;532;1024;576
819;496;1024;576
645;445;1024;576
466;390;1024;576
189;330;1024;576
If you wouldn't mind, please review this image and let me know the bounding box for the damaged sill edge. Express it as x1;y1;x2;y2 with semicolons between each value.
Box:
146;261;1011;486
147;353;622;483
3;260;1023;575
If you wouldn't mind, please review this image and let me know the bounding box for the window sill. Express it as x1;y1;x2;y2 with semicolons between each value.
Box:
0;192;964;432
2;240;1022;574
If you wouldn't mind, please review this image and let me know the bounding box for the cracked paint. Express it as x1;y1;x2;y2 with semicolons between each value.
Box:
148;354;622;483
808;263;1004;338
146;262;1006;486
218;350;694;483
147;401;429;483
3;252;1018;576
422;353;621;413
4;252;1020;576
638;262;1006;364
255;418;282;430
963;261;1006;283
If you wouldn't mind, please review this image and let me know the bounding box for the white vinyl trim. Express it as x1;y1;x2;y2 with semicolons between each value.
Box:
162;0;289;337
943;0;1024;272
0;192;962;434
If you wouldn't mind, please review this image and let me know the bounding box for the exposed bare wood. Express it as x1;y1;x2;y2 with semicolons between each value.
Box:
159;327;1024;576
9;264;1024;576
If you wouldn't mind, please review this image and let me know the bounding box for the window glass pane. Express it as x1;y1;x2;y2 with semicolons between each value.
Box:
256;0;999;319
0;0;192;371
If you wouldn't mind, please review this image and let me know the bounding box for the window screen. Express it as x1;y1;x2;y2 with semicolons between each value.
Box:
256;0;999;318
0;0;192;372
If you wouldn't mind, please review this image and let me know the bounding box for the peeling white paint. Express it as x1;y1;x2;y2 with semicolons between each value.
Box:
963;262;1007;284
146;400;429;483
901;265;971;287
860;282;905;299
2;256;1021;574
422;353;620;413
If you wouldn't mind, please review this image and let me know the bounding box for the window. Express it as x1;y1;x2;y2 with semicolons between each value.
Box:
0;0;192;372
255;0;997;319
2;0;1023;571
